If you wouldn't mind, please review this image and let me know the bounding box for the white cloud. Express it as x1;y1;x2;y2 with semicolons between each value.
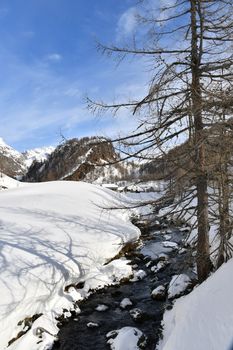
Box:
1;105;91;144
46;53;62;62
117;7;137;39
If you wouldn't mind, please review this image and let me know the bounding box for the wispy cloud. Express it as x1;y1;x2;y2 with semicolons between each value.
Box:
0;47;149;150
46;53;63;62
117;7;137;39
0;1;155;151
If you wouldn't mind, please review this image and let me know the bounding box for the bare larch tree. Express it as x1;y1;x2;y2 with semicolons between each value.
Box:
87;0;233;282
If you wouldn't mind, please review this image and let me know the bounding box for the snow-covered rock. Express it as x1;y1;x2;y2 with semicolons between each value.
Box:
162;241;178;249
168;274;191;299
120;298;133;309
95;304;109;312
87;322;99;328
178;248;187;255
129;308;144;322
130;269;147;282
106;327;147;350
163;234;172;241
151;260;169;273
179;226;190;232
126;184;145;193
151;286;166;301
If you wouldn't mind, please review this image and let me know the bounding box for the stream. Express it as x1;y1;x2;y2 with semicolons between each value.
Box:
52;219;196;350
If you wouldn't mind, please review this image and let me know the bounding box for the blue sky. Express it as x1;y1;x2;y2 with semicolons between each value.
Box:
0;0;150;151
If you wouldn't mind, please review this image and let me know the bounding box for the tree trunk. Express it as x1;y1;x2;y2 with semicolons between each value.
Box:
217;123;231;268
191;0;211;282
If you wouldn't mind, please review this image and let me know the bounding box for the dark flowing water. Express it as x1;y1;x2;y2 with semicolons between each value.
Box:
52;222;195;350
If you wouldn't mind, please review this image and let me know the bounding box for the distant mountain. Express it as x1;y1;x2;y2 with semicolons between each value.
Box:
0;138;26;177
24;136;133;183
23;146;55;168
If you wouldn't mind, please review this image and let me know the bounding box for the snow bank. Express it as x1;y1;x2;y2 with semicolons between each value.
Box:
0;173;24;190
0;181;140;349
157;258;233;350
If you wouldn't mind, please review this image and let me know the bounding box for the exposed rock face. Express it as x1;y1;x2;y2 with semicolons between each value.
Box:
24;137;127;183
0;138;26;177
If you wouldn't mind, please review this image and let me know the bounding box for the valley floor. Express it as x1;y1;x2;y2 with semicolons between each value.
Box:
0;178;232;350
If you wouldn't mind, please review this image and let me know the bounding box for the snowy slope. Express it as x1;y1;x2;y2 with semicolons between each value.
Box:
157;258;233;350
0;173;24;189
23;146;55;168
0;181;140;350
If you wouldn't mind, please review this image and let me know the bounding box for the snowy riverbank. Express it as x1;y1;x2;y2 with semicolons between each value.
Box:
0;181;140;349
157;257;233;350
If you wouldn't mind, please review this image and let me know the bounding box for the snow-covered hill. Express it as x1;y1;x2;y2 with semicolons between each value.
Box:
0;180;140;350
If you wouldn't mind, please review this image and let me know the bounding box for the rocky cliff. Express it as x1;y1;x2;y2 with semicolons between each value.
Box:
24;136;129;183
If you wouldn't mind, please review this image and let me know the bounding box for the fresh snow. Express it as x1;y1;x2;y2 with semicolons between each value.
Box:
158;259;233;350
168;274;191;299
0;173;25;190
0;181;140;349
106;327;146;350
